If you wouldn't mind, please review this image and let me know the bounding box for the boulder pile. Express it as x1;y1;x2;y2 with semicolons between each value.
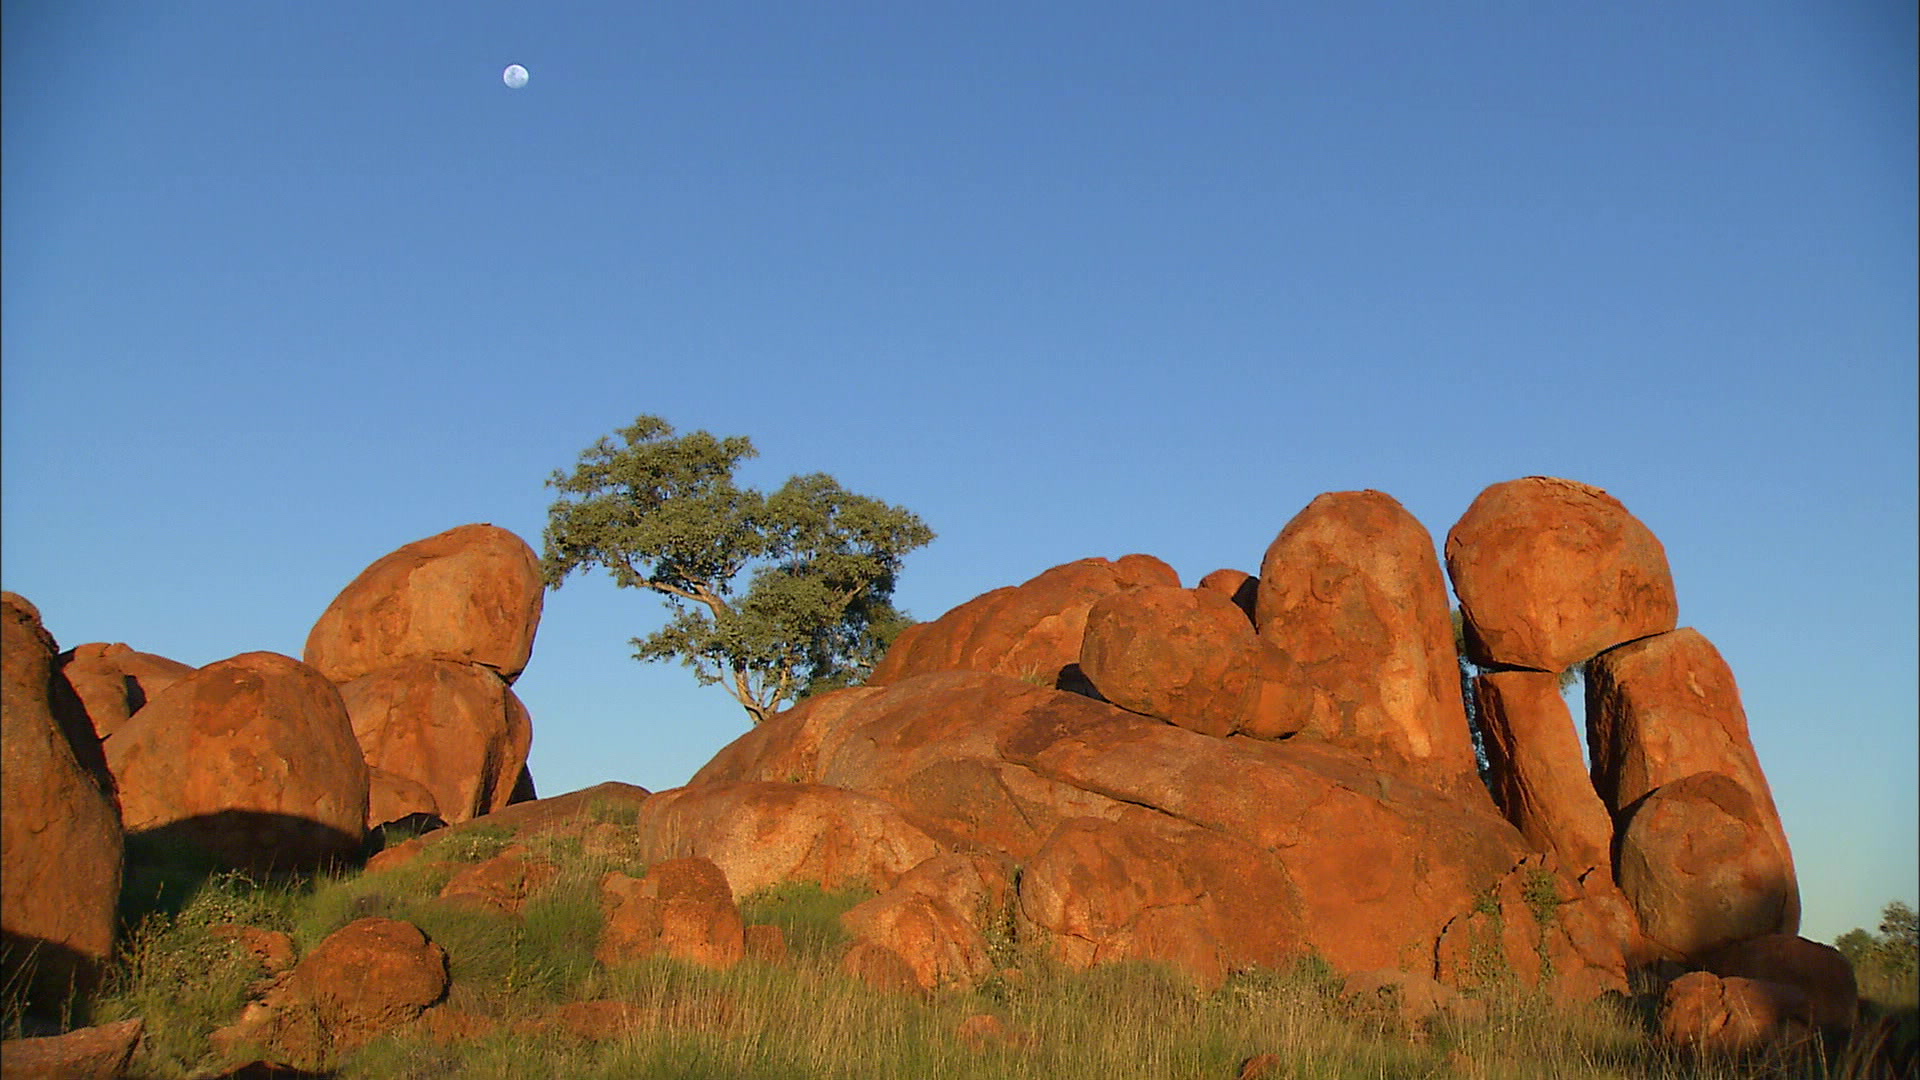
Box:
0;479;1843;1064
2;524;544;1023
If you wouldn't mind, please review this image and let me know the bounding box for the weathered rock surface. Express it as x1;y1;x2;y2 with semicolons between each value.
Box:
635;781;945;897
869;555;1178;689
303;524;544;685
1432;856;1637;1001
1472;672;1615;880
1078;585;1311;739
1702;934;1857;1032
694;665;1529;980
1256;490;1485;802
1;595;124;1011
366;767;441;829
338;659;533;826
598;858;745;970
1586;627;1797;928
1616;771;1797;961
1659;970;1812;1051
1445;476;1678;672
213;917;448;1069
57;642;194;742
0;1017;143;1080
364;780;651;873
105;651;369;871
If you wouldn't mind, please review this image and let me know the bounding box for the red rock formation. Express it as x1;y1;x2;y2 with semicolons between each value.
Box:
1256;491;1485;803
1;595;124;1010
597;858;745;970
635;781;944;897
214;918;448;1068
437;845;559;917
1471;672;1615;880
1586;627;1797;928
338;659;532;826
1079;585;1311;739
1659;970;1813;1051
303;524;544;685
869;555;1178;689
57;642;194;742
1432;856;1637;1001
1445;477;1677;672
1616;771;1797;960
105;652;369;871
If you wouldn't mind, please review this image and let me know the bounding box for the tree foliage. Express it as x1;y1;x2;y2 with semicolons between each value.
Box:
1837;899;1919;1007
542;416;934;724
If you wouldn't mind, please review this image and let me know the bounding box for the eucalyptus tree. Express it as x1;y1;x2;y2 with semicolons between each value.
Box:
542;415;933;724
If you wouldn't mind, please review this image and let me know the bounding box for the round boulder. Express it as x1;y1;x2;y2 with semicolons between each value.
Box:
1445;476;1677;672
106;652;369;871
1617;771;1797;961
303;524;544;685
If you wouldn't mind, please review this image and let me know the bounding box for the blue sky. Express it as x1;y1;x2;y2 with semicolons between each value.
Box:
4;3;1913;944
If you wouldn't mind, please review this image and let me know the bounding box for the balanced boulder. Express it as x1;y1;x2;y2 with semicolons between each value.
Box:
106;651;369;870
304;524;544;685
1445;477;1677;672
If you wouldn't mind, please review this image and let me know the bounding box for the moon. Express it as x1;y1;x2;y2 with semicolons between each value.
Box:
502;64;529;89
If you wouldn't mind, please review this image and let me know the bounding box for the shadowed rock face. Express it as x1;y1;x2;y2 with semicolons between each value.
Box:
1;594;124;1013
1445;476;1677;673
57;642;194;742
1616;770;1797;960
338;658;533;827
106;651;369;871
304;523;545;685
1473;671;1615;881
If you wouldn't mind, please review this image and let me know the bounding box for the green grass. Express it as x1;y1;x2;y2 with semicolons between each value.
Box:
70;845;1912;1080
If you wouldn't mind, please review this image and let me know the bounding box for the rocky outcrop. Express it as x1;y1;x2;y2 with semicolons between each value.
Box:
338;658;533;827
1615;771;1797;960
1586;628;1797;925
303;524;545;685
106;651;369;871
869;555;1178;689
1078;585;1312;739
1;594;124;1013
1256;491;1486;803
1445;476;1677;672
1471;672;1614;880
56;642;194;742
1194;568;1258;621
